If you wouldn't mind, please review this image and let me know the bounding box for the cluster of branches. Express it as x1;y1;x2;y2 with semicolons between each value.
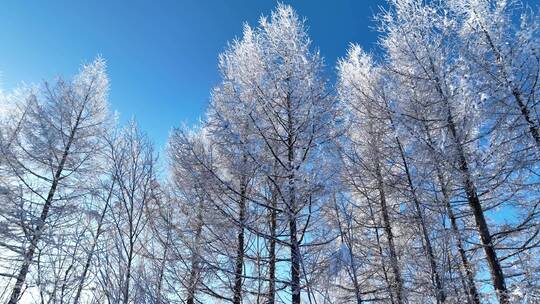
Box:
1;1;540;303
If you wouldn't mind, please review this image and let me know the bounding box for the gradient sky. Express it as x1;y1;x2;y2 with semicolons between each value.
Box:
0;0;386;149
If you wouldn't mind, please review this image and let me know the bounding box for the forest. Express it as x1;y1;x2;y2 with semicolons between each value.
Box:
1;0;539;303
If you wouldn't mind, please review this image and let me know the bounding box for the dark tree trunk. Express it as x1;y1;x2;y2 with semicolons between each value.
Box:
73;180;115;304
187;210;203;304
395;138;445;303
481;27;540;149
512;89;540;148
286;95;301;304
233;181;247;304
446;108;508;304
289;215;301;304
437;169;480;304
122;243;134;304
333;200;362;304
422;119;480;304
267;185;277;304
375;163;404;304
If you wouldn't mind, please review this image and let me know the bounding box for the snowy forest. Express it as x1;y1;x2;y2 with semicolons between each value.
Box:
1;0;540;303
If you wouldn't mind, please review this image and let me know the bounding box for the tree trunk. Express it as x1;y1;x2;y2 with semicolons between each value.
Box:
366;194;395;304
289;215;301;304
286;95;301;304
122;243;134;304
375;163;404;304
233;181;247;304
395;138;445;303
187;210;203;304
436;168;480;304
480;26;540;149
73;180;115;304
156;229;170;304
446;108;508;304
333;199;362;304
422;118;481;304
267;184;277;304
512;89;540;148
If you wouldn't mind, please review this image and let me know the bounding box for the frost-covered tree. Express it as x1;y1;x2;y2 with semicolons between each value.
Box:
336;44;457;303
0;58;110;304
167;127;226;304
337;46;406;304
168;5;340;304
376;0;540;302
96;121;157;304
451;0;540;150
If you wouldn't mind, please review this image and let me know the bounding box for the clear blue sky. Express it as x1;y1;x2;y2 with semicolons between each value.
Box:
0;0;385;149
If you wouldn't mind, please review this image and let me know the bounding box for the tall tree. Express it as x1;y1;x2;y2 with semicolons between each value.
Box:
105;121;156;304
0;58;110;304
378;0;540;301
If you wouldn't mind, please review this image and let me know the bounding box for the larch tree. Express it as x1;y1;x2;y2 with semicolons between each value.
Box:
100;121;157;304
379;0;539;302
0;58;110;304
337;45;407;304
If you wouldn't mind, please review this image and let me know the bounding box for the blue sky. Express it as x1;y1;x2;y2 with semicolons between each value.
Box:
0;0;385;149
